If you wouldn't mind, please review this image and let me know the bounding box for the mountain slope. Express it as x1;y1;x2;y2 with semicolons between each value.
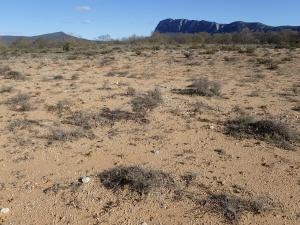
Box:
0;32;87;44
155;19;300;34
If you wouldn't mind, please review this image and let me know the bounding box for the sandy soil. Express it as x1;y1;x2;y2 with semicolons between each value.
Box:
0;46;299;225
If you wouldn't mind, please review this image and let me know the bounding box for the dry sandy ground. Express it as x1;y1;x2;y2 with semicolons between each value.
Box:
0;46;299;225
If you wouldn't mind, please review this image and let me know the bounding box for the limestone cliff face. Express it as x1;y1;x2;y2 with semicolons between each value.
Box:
155;19;300;34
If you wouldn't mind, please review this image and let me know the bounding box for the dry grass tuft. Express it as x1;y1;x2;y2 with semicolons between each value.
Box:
225;115;299;150
46;127;95;142
6;93;32;111
0;85;13;93
131;88;162;113
99;166;174;195
7;119;39;131
173;77;222;97
0;66;26;80
47;100;72;116
198;194;273;223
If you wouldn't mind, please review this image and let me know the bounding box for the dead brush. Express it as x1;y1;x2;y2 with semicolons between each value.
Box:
63;111;107;129
6;93;32;111
183;51;192;58
47;100;72;116
0;65;26;80
173;77;222;97
195;193;273;224
188;101;214;115
131;88;162;113
0;65;11;74
64;107;146;129
225;115;299;150
256;58;279;70
292;105;300;112
99;166;175;195
0;85;13;93
100;108;137;122
7;119;39;132
126;87;136;96
4;70;27;80
46;127;95;143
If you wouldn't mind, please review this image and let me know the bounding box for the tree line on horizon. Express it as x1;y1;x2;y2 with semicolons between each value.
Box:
0;29;299;50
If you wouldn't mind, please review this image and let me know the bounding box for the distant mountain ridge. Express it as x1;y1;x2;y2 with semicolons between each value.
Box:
155;19;300;34
0;32;87;44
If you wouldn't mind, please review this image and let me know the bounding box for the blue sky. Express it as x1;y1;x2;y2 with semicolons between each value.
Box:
0;0;299;39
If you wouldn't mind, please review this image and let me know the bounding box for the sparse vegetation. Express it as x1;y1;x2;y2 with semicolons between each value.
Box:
99;166;174;195
0;65;11;74
256;58;279;70
47;99;72;115
6;93;32;111
0;66;26;80
181;172;197;187
126;87;136;96
62;42;71;52
46;127;95;142
53;74;64;80
0;85;13;93
188;101;214;115
7;119;39;131
225;115;299;149
63;110;107;129
197;194;273;223
174;77;222;97
0;35;298;225
100;108;137;122
131;88;162;113
292;105;300;111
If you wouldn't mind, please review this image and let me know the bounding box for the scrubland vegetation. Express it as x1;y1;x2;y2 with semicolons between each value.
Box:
0;31;299;225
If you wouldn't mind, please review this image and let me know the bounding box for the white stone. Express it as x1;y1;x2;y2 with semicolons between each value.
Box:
152;150;160;155
80;176;91;184
141;222;147;225
0;208;10;214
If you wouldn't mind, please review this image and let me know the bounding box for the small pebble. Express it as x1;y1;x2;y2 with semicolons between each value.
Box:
141;222;147;225
80;176;91;184
209;125;214;130
0;208;10;214
151;150;160;155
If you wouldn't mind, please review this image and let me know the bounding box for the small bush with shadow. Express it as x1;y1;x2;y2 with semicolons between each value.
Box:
0;85;13;93
188;101;214;115
292;105;300;112
0;66;26;80
173;77;222;97
256;58;279;70
7;119;39;131
46;127;95;143
4;70;26;80
63;111;107;129
100;108;137;122
131;88;162;113
99;166;174;195
197;193;272;223
6;93;32;111
126;87;136;96
225;115;299;150
0;65;11;74
47;99;72;116
53;75;64;80
64;106;147;129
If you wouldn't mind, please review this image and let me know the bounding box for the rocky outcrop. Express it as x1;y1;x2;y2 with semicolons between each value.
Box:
155;19;300;34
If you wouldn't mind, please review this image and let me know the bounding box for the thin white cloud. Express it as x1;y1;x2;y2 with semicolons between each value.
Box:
76;6;92;12
82;19;92;24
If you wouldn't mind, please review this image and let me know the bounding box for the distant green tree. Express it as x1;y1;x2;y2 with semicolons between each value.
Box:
63;42;70;51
